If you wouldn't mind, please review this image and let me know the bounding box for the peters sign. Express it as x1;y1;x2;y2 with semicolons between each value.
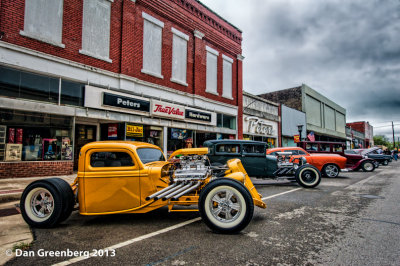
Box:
103;92;150;112
243;115;277;136
151;100;185;120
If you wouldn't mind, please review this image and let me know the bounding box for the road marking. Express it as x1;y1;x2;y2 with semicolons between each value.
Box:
52;217;201;266
344;172;382;190
54;188;302;265
261;188;302;200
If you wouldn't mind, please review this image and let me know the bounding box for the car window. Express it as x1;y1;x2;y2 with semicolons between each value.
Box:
269;151;277;155
306;143;318;151
333;144;343;152
298;150;307;155
320;144;330;152
288;150;298;155
243;144;265;154
90;152;134;167
216;144;241;154
136;148;165;164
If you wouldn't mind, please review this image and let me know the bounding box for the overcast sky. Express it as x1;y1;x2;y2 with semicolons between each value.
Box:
200;0;400;139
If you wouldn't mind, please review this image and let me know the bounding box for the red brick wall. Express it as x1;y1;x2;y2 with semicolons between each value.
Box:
346;122;365;133
0;0;242;107
0;161;73;179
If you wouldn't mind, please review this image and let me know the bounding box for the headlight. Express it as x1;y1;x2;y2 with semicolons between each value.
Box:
294;164;299;169
301;157;307;164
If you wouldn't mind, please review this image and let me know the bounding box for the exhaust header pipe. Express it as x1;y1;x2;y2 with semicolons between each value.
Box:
146;183;178;201
171;182;201;201
162;182;194;201
154;183;185;201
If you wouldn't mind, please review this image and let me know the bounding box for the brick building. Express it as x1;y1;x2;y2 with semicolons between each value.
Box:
346;121;374;148
0;0;244;177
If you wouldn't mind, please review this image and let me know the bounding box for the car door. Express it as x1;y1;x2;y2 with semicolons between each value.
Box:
82;148;141;214
241;144;267;177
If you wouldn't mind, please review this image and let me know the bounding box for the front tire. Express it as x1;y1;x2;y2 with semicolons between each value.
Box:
382;160;389;166
322;164;339;178
295;164;321;188
199;179;254;234
361;161;375;172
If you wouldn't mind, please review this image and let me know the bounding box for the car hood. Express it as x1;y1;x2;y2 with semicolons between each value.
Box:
310;153;341;157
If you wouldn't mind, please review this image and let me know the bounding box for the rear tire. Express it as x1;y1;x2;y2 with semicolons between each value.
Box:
199;179;254;234
322;164;339;178
295;165;321;188
20;178;73;228
361;161;375;172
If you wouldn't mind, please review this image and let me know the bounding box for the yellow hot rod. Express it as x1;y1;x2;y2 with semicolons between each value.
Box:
20;141;266;233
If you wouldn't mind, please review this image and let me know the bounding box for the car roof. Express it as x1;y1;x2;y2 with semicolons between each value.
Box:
80;141;162;154
203;139;267;145
268;147;304;152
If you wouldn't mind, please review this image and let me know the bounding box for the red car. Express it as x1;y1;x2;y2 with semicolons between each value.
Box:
267;147;347;178
297;141;376;172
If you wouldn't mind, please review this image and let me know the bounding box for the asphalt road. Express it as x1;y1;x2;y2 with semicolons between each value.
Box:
6;163;400;266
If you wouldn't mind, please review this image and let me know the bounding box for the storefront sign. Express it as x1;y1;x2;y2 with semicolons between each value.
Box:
244;116;275;136
294;135;300;143
126;124;143;137
103;92;150;112
185;109;212;122
151;100;185;120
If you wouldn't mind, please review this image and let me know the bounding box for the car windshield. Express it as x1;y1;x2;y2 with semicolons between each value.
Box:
136;148;166;164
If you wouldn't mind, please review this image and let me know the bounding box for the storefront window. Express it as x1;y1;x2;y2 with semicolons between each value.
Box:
61;80;85;106
0;66;59;103
216;113;236;130
0;109;73;161
0;66;85;107
168;128;193;155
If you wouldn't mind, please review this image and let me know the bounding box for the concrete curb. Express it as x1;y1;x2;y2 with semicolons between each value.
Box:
0;193;22;204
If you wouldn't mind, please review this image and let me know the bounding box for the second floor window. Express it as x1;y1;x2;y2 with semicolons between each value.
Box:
171;28;189;86
20;0;64;47
142;12;164;79
222;55;233;99
80;0;112;62
206;46;219;95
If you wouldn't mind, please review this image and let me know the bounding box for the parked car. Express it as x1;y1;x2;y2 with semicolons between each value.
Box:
20;141;267;234
203;140;322;188
266;147;347;178
297;141;376;172
351;147;391;165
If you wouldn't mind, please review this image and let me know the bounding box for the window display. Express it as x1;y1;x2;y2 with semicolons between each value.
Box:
0;109;73;161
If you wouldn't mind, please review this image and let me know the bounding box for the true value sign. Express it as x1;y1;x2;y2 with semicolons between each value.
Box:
244;116;276;136
151;100;185;120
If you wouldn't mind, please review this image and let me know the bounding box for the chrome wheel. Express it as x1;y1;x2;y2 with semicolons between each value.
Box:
363;162;374;172
209;188;242;223
29;188;54;220
324;164;339;178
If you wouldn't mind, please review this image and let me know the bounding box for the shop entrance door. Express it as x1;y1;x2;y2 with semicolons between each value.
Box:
74;124;97;170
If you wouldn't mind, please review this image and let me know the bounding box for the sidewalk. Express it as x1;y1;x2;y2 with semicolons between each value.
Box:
0;174;77;265
0;174;77;203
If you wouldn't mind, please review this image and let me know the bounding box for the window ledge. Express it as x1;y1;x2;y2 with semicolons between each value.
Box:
141;69;164;79
20;31;65;48
206;90;219;96
170;78;188;87
79;49;112;63
222;95;234;100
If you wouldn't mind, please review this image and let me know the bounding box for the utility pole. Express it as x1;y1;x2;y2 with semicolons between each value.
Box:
392;121;395;149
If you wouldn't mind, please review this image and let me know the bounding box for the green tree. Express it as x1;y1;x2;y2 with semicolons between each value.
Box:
373;135;393;149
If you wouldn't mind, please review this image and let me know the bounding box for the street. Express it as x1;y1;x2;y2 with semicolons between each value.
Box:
6;163;400;266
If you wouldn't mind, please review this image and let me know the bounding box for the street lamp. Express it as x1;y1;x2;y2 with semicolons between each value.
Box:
297;124;304;141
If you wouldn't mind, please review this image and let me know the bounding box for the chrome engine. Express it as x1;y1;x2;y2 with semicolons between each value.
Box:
146;154;212;202
173;155;211;181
